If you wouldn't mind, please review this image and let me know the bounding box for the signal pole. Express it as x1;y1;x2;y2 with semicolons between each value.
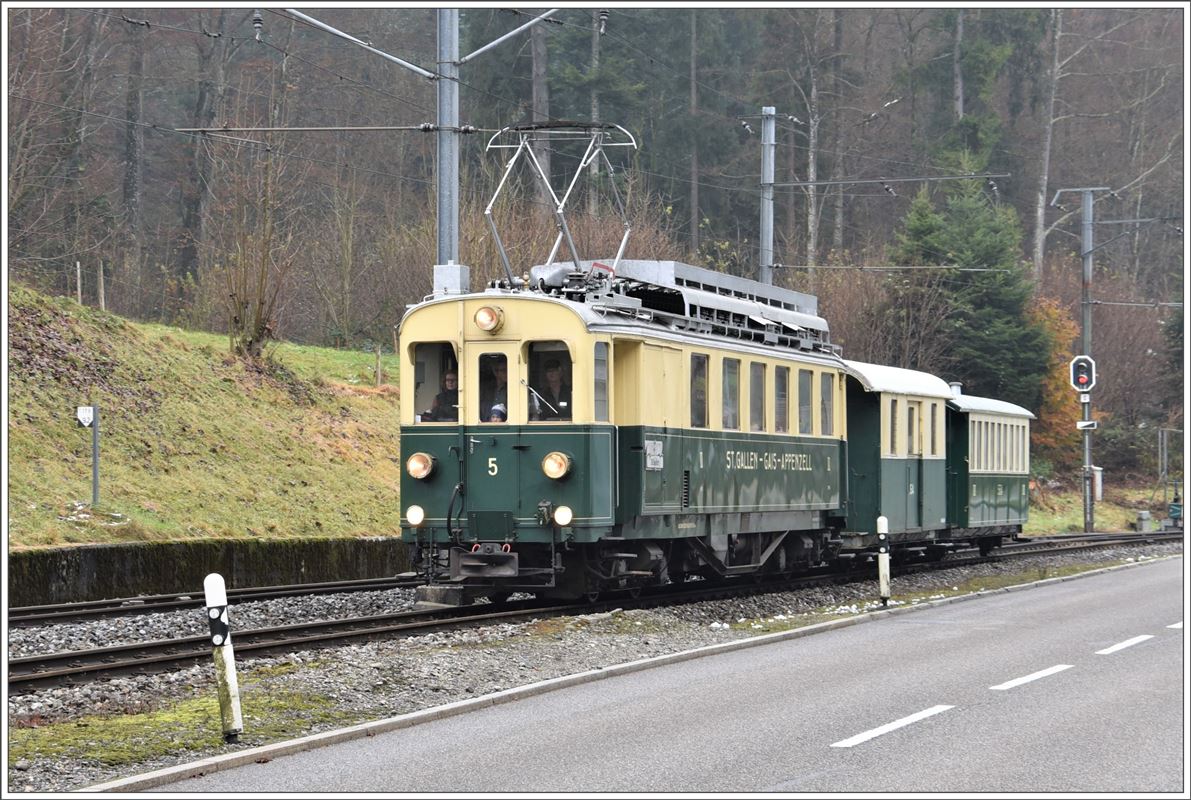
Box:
1052;186;1109;533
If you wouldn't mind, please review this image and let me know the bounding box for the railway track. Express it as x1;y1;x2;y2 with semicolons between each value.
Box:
7;576;424;627
8;533;1180;693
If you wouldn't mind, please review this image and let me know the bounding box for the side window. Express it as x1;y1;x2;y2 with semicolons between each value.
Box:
749;362;766;432
889;398;898;455
594;342;609;422
479;353;509;423
690;354;709;428
908;403;918;455
414;342;458;423
820;373;834;436
722;358;740;430
930;403;938;456
775;367;789;433
798;369;813;434
527;341;572;422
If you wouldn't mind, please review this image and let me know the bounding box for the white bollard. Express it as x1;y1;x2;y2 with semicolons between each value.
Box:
876;516;891;607
203;573;243;743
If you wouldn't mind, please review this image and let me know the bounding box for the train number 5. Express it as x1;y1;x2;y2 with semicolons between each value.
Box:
488;457;499;476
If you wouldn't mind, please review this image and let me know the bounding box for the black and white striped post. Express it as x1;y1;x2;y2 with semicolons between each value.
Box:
203;573;243;743
876;516;891;607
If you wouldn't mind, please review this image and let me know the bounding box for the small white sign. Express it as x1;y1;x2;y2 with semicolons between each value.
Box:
76;406;94;427
644;439;664;471
1076;420;1098;431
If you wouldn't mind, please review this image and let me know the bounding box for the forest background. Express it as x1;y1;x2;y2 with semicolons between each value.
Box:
6;6;1185;481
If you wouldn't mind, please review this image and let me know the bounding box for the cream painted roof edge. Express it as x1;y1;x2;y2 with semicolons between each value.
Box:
842;359;954;399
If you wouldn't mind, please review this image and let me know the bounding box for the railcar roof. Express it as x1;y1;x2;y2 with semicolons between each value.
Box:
842;359;954;399
948;394;1035;419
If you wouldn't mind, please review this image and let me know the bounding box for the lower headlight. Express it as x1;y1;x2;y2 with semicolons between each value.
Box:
553;505;573;526
406;505;426;526
542;451;573;479
406;452;436;480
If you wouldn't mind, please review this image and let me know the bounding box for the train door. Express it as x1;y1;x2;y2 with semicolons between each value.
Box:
462;341;522;534
906;400;923;529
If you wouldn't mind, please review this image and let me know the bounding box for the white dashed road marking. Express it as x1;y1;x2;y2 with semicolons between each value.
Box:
989;664;1073;691
830;705;954;748
1096;635;1154;655
1168;622;1183;630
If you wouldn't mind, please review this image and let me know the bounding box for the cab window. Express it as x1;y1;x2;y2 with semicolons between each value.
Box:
527;341;572;421
478;353;509;423
414;342;458;423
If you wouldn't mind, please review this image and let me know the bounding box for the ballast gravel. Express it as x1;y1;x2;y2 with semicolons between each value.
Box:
6;542;1181;793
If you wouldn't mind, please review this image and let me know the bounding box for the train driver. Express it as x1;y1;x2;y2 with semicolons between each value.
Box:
426;370;458;421
532;358;572;421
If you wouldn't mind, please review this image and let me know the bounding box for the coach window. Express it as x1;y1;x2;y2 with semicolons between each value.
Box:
798;369;813;434
691;354;709;428
750;362;766;432
594;342;609;422
889;398;898;455
930;403;938;456
820;373;834;436
414;342;458;423
722;358;740;430
908;403;918;455
775;367;789;433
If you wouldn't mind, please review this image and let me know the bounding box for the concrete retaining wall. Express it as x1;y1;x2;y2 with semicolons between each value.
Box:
7;538;410;606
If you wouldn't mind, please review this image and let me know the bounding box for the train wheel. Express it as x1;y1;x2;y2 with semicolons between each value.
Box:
978;537;997;556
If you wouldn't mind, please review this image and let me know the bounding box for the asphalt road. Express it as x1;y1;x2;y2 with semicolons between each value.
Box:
153;558;1185;793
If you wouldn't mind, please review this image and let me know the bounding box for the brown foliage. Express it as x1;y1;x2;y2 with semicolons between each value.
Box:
1026;295;1081;470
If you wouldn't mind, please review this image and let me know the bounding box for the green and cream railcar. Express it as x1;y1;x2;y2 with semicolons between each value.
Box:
838;360;954;550
399;260;848;602
946;389;1034;552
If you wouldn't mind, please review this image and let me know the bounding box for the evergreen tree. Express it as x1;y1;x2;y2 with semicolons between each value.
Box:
891;171;1049;410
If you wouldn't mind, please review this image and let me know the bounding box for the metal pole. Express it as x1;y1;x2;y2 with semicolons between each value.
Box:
76;261;82;304
92;406;100;508
1080;190;1095;533
758;106;775;285
437;9;459;266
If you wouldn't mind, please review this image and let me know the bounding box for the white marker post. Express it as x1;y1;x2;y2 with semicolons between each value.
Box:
876;516;891;607
203;573;243;743
76;405;99;507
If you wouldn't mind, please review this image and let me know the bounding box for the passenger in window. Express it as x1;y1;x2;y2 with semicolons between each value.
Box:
488;403;508;423
426;371;458;421
533;358;572;420
480;358;508;421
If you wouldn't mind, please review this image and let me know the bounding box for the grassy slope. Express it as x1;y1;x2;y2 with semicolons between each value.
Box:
7;286;402;550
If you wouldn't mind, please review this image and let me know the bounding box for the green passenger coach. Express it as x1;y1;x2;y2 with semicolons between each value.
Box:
946;387;1034;552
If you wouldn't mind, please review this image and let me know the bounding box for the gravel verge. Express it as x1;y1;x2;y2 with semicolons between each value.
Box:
6;542;1182;793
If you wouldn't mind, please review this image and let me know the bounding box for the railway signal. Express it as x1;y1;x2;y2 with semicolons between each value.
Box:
1069;355;1096;392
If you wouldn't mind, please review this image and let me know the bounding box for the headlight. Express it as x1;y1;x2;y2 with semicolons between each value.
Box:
406;505;425;526
405;452;436;480
473;305;504;333
553;505;573;526
542;451;573;480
